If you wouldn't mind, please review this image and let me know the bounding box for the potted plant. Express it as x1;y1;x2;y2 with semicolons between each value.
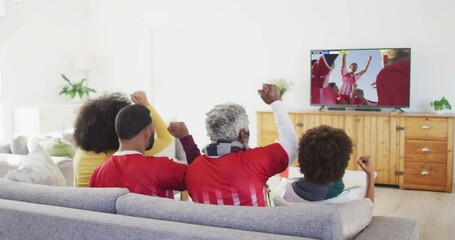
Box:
59;74;96;100
270;78;292;98
431;96;452;113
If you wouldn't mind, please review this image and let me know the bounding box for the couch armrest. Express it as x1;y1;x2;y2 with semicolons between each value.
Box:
0;141;11;153
354;216;419;240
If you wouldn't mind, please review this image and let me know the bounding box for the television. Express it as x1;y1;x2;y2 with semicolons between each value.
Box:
310;48;411;111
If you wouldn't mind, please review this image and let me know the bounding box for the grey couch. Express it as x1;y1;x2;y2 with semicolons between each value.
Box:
0;179;418;240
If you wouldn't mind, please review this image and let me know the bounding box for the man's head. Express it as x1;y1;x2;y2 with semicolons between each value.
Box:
115;105;155;150
74;93;131;153
205;103;249;145
329;82;339;98
349;63;358;73
356;88;364;96
298;125;353;184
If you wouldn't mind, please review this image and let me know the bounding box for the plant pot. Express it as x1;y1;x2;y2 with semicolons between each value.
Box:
435;109;451;115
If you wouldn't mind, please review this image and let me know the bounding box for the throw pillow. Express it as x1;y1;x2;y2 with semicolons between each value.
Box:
10;135;29;155
27;136;76;158
5;146;67;186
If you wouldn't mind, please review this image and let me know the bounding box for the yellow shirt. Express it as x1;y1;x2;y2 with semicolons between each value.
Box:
73;104;173;187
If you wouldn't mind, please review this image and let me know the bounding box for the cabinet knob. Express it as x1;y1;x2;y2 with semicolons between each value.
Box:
421;147;430;152
421;125;431;129
420;170;430;176
295;123;303;127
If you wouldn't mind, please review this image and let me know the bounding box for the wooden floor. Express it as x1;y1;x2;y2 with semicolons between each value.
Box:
374;186;455;240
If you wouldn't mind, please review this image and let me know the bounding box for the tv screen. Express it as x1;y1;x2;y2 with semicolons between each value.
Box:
310;48;411;110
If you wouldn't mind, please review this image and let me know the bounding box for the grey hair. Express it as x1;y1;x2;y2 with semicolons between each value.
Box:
205;103;249;142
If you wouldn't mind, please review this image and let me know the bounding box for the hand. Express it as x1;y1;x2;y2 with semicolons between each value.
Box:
258;84;280;105
368;56;372;62
130;91;149;106
168;122;190;139
370;81;377;89
357;156;374;177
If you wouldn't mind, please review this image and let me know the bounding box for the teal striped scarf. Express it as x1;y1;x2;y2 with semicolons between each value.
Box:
291;178;345;201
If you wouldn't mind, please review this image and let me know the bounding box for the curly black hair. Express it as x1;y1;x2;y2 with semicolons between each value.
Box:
298;125;353;184
73;93;131;153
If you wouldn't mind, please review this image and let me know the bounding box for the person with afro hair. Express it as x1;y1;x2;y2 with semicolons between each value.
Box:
73;91;173;187
283;125;374;203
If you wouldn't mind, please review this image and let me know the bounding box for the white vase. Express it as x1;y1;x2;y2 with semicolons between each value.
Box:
435;109;451;114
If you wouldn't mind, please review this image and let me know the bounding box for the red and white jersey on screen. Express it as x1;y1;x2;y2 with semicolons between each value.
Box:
89;152;187;199
340;68;363;99
311;56;335;104
376;60;410;106
185;143;288;207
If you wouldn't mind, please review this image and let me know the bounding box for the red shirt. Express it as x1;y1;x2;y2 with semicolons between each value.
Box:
311;56;334;104
340;68;363;99
89;153;187;199
376;59;410;106
185;143;288;207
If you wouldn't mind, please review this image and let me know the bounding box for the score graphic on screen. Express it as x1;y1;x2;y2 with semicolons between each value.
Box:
310;48;411;111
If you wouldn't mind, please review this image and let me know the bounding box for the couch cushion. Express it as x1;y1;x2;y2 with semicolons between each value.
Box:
27;136;76;158
116;193;343;240
274;196;373;240
355;216;419;240
0;178;128;213
10;135;28;155
0;153;74;186
5;146;67;186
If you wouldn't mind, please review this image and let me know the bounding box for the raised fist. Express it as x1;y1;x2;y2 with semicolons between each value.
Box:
258;84;280;105
130;91;149;106
168;122;190;139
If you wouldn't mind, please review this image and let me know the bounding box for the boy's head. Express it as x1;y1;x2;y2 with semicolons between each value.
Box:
298;125;353;184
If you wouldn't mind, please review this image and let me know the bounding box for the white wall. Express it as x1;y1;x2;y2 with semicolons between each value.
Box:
1;0;455;149
0;0;90;139
84;0;455;147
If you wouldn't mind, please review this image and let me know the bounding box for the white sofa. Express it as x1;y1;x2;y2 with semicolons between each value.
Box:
0;131;75;186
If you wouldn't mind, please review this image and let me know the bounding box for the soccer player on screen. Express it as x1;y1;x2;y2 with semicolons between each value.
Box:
339;53;372;102
311;54;338;104
375;49;410;106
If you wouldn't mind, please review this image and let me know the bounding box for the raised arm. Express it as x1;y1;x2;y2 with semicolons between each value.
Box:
258;84;298;167
131;91;173;155
168;121;201;165
341;54;347;73
358;56;372;76
357;156;375;203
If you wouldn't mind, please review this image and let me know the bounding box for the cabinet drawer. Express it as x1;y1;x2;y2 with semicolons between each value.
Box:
405;117;448;140
404;162;446;186
404;140;447;163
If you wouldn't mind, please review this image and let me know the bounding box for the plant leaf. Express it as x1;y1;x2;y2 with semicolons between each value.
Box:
61;74;71;83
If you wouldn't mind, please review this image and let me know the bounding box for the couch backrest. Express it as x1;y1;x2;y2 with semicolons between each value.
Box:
0;198;310;240
116;193;344;240
0;178;128;213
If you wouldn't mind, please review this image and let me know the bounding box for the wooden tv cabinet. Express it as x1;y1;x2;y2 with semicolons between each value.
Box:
257;111;454;192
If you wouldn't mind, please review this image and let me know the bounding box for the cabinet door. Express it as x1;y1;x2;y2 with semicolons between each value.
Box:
256;112;296;146
354;115;402;185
